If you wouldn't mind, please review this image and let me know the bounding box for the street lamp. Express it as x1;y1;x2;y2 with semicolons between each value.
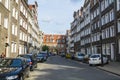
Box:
98;0;104;66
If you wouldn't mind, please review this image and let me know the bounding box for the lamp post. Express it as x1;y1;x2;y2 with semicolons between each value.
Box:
98;0;103;66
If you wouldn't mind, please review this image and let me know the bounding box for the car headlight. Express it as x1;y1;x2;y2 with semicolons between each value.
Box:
6;75;18;80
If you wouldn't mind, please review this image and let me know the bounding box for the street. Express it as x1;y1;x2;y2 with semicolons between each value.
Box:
26;56;120;80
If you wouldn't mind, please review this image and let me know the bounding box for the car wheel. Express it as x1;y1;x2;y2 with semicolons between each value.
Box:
20;76;24;80
35;64;37;68
26;71;30;78
89;64;92;66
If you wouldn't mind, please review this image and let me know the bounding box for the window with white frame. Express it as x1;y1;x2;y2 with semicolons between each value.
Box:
12;8;15;17
110;26;115;37
109;0;114;5
15;11;18;19
15;26;17;36
11;42;17;53
5;0;9;9
12;24;15;35
14;43;17;52
101;0;105;11
4;18;8;29
102;30;105;39
20;3;23;12
118;20;120;32
15;0;18;4
0;13;1;25
110;9;114;21
105;0;109;8
119;39;120;53
97;7;99;15
117;0;120;10
105;13;109;23
20;31;22;40
11;42;14;52
20;18;22;26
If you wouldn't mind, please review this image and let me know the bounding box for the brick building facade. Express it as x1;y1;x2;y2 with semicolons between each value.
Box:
43;34;66;54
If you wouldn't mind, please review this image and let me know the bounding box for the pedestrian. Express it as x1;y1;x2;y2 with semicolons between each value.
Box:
1;52;5;58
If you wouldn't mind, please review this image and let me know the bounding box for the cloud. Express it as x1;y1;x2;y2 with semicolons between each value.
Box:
70;0;83;3
41;16;53;23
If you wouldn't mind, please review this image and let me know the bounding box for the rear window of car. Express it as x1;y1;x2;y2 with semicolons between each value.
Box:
90;55;100;58
78;54;85;56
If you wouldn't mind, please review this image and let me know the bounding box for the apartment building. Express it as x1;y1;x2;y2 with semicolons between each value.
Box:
19;0;29;55
0;0;42;57
66;30;71;54
90;0;115;61
29;2;40;53
43;34;66;54
9;0;20;57
71;0;120;61
116;0;120;61
80;0;91;54
70;11;79;54
0;0;10;57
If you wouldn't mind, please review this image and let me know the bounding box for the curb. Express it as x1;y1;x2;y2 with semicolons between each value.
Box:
97;67;120;76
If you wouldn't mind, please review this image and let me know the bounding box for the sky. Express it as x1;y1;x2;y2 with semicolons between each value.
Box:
28;0;85;34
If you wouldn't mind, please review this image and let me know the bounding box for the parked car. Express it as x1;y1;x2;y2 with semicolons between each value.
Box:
0;58;30;80
74;52;85;61
18;53;37;71
89;54;109;66
65;53;71;59
60;52;65;57
36;53;47;62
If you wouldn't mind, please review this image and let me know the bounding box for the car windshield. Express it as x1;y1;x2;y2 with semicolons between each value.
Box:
0;59;22;67
90;55;100;58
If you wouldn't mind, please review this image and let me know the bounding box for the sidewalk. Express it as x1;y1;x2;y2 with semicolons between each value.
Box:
97;62;120;76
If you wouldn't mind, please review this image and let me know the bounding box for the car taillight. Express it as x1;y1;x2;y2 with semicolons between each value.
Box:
99;58;101;60
29;62;32;65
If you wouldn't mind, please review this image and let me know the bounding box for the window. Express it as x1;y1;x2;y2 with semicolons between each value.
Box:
105;0;109;8
12;24;15;35
12;8;15;17
119;39;120;53
102;30;105;39
110;26;115;37
15;0;18;4
5;0;9;9
118;20;120;32
20;18;22;26
101;0;105;11
11;42;17;53
97;7;99;15
110;10;114;21
105;13;109;23
20;31;22;40
0;13;1;25
15;26;17;35
20;4;23;12
15;11;18;19
4;18;8;29
11;42;14;52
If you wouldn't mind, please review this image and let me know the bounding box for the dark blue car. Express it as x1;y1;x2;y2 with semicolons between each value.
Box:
36;53;48;62
0;58;30;80
18;53;37;71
